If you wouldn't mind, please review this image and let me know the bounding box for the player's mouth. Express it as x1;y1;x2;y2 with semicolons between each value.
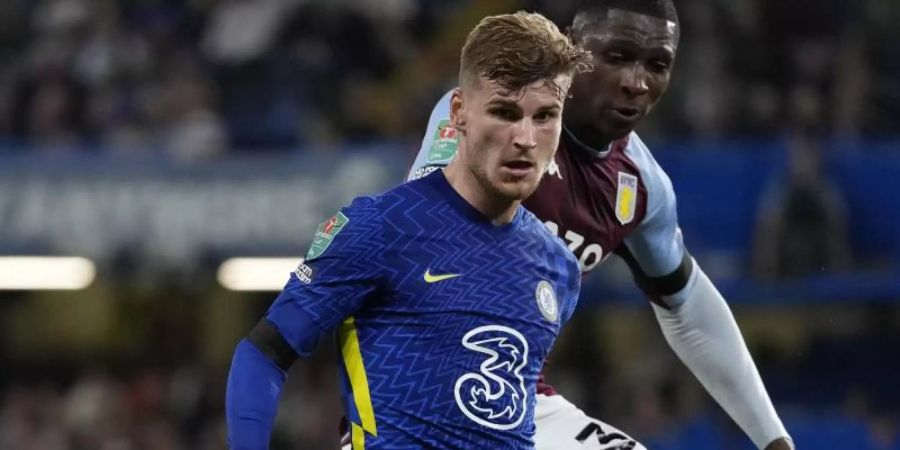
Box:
610;106;641;122
500;160;535;178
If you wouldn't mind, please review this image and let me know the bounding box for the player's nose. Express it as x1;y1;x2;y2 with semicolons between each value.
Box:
621;65;650;97
512;119;537;151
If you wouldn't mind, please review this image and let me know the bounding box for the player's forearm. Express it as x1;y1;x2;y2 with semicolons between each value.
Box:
226;338;288;450
652;265;792;450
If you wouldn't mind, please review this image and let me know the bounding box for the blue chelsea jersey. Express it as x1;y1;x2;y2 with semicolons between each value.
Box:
264;170;581;449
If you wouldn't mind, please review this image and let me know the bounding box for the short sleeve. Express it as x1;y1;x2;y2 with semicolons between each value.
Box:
620;135;686;277
264;196;385;357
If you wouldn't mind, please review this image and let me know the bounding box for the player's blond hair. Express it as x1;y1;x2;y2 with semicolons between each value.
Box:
460;11;593;97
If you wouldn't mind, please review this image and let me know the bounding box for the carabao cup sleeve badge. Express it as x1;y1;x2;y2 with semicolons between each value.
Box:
305;211;349;260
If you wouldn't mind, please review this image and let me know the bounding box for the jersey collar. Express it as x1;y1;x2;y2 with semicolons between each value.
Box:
562;125;613;158
422;169;525;235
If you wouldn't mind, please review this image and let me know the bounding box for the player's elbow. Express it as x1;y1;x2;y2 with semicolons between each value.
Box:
245;319;300;371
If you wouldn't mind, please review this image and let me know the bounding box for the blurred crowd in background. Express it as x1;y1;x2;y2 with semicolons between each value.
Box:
0;0;897;157
1;0;899;449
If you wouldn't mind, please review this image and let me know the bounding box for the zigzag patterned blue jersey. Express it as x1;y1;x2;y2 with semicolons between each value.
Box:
265;170;581;449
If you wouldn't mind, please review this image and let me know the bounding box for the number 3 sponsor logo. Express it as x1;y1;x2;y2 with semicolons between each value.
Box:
454;325;529;430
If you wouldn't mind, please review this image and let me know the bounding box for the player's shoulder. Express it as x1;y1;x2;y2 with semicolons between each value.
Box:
334;183;415;230
364;168;446;203
622;132;668;182
304;169;457;264
520;209;579;259
518;208;547;236
303;194;388;263
324;194;388;235
341;191;391;219
622;132;675;215
345;171;446;223
314;183;419;256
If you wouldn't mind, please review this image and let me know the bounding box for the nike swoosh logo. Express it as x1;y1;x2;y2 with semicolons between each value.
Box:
423;269;461;283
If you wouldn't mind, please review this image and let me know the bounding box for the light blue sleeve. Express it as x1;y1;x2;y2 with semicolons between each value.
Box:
407;89;458;181
621;134;686;278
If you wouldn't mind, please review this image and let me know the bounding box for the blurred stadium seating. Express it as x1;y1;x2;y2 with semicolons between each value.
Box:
0;1;898;449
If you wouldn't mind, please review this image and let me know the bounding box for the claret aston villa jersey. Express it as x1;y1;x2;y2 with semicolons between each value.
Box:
410;91;688;396
411;91;684;285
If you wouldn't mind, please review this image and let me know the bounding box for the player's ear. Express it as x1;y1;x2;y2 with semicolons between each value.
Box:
450;87;465;134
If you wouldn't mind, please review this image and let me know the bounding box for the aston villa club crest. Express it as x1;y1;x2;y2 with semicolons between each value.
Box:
615;172;638;225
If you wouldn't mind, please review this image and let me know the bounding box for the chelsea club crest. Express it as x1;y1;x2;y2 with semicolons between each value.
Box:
535;280;558;323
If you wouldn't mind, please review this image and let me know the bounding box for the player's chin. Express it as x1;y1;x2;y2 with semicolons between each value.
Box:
598;113;639;139
492;176;541;201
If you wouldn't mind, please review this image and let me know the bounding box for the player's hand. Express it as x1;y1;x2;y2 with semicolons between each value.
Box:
764;437;794;450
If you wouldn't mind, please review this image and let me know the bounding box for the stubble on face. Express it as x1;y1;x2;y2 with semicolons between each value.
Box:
463;75;570;201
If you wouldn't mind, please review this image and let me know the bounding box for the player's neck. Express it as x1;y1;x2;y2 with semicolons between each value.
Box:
442;163;519;226
563;123;613;156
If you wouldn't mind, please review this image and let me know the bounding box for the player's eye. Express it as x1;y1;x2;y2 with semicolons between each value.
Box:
604;50;629;64
534;111;559;123
648;59;671;73
489;107;520;121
